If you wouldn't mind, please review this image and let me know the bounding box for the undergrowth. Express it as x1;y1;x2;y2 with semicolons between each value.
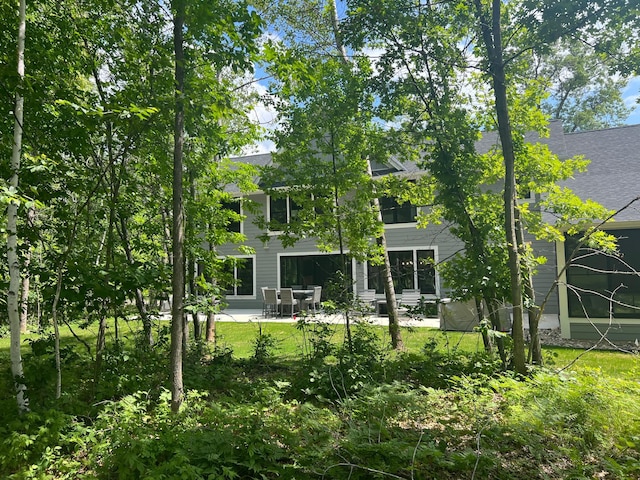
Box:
1;320;639;479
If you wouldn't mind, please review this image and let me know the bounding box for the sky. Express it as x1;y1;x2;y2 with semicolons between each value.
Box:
623;77;640;124
241;0;640;156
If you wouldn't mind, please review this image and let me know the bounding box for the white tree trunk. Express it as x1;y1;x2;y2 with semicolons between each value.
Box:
8;0;29;413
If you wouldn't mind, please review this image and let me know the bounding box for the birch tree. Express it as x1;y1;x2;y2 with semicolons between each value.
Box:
6;0;28;412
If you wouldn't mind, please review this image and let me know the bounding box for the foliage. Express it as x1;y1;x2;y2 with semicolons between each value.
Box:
1;321;640;478
251;330;280;364
533;37;632;132
291;320;389;402
258;51;398;263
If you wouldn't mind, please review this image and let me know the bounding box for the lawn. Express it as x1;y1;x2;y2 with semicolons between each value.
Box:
203;320;640;378
3;318;638;378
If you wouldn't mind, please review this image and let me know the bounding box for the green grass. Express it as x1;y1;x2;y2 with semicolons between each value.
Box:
211;321;640;377
2;318;638;379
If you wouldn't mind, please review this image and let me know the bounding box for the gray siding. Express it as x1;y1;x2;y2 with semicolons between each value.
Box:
570;322;640;342
530;238;559;315
217;194;465;308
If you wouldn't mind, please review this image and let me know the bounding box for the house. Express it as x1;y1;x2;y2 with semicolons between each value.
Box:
217;121;640;341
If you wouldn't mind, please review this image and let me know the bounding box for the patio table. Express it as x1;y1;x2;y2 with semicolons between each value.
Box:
292;289;313;300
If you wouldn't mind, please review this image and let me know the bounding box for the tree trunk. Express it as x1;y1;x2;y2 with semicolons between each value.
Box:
187;171;201;341
486;296;508;368
118;215;154;345
189;263;202;341
205;242;217;343
95;154;118;386
475;297;492;352
370;165;403;350
170;0;186;413
329;0;402;349
515;209;542;364
474;0;526;374
7;0;29;413
51;269;63;400
328;134;353;350
206;311;216;343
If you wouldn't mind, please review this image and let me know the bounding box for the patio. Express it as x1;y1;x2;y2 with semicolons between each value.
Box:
202;309;442;328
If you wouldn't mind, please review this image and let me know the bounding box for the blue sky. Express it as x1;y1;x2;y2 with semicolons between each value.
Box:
623;77;640;125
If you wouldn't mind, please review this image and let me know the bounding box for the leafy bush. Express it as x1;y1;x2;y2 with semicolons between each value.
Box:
251;331;279;364
292;322;390;402
88;388;340;479
490;370;640;478
0;409;90;479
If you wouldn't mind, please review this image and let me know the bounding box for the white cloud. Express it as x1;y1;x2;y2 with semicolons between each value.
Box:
242;76;279;155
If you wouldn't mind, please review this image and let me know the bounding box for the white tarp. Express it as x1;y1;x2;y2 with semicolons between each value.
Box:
439;299;511;332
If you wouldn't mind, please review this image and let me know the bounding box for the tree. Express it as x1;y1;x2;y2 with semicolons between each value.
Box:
473;0;527;373
169;0;186;413
342;0;620;371
167;0;262;411
0;0;263;405
534;38;632;132
255;0;405;348
6;0;28;412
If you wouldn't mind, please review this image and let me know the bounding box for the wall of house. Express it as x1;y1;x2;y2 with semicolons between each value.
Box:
216;190;562;322
217;193;465;310
569;322;640;342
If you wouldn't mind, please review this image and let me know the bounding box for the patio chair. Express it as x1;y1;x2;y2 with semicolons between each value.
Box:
399;289;422;308
260;286;268;317
263;288;281;317
356;289;377;314
279;288;299;318
302;286;322;314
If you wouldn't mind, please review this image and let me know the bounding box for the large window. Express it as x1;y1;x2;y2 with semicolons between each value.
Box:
223;256;255;297
367;249;436;294
380;196;417;224
279;254;352;298
565;229;640;318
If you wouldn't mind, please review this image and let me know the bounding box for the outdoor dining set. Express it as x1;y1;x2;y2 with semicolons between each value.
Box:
260;286;427;318
261;286;322;318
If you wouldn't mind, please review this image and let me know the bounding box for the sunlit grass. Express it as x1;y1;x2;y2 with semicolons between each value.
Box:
2;317;638;379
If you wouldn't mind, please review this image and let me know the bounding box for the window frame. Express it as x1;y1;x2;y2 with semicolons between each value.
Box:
365;247;438;296
223;255;256;299
565;229;640;319
222;198;243;234
379;196;418;225
267;193;322;232
277;251;356;293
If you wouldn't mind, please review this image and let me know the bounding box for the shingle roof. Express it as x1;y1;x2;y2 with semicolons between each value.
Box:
560;123;640;222
229;122;640;223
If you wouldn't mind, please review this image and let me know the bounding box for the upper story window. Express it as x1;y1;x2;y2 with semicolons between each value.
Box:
380;196;417;224
222;199;242;233
269;196;302;228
